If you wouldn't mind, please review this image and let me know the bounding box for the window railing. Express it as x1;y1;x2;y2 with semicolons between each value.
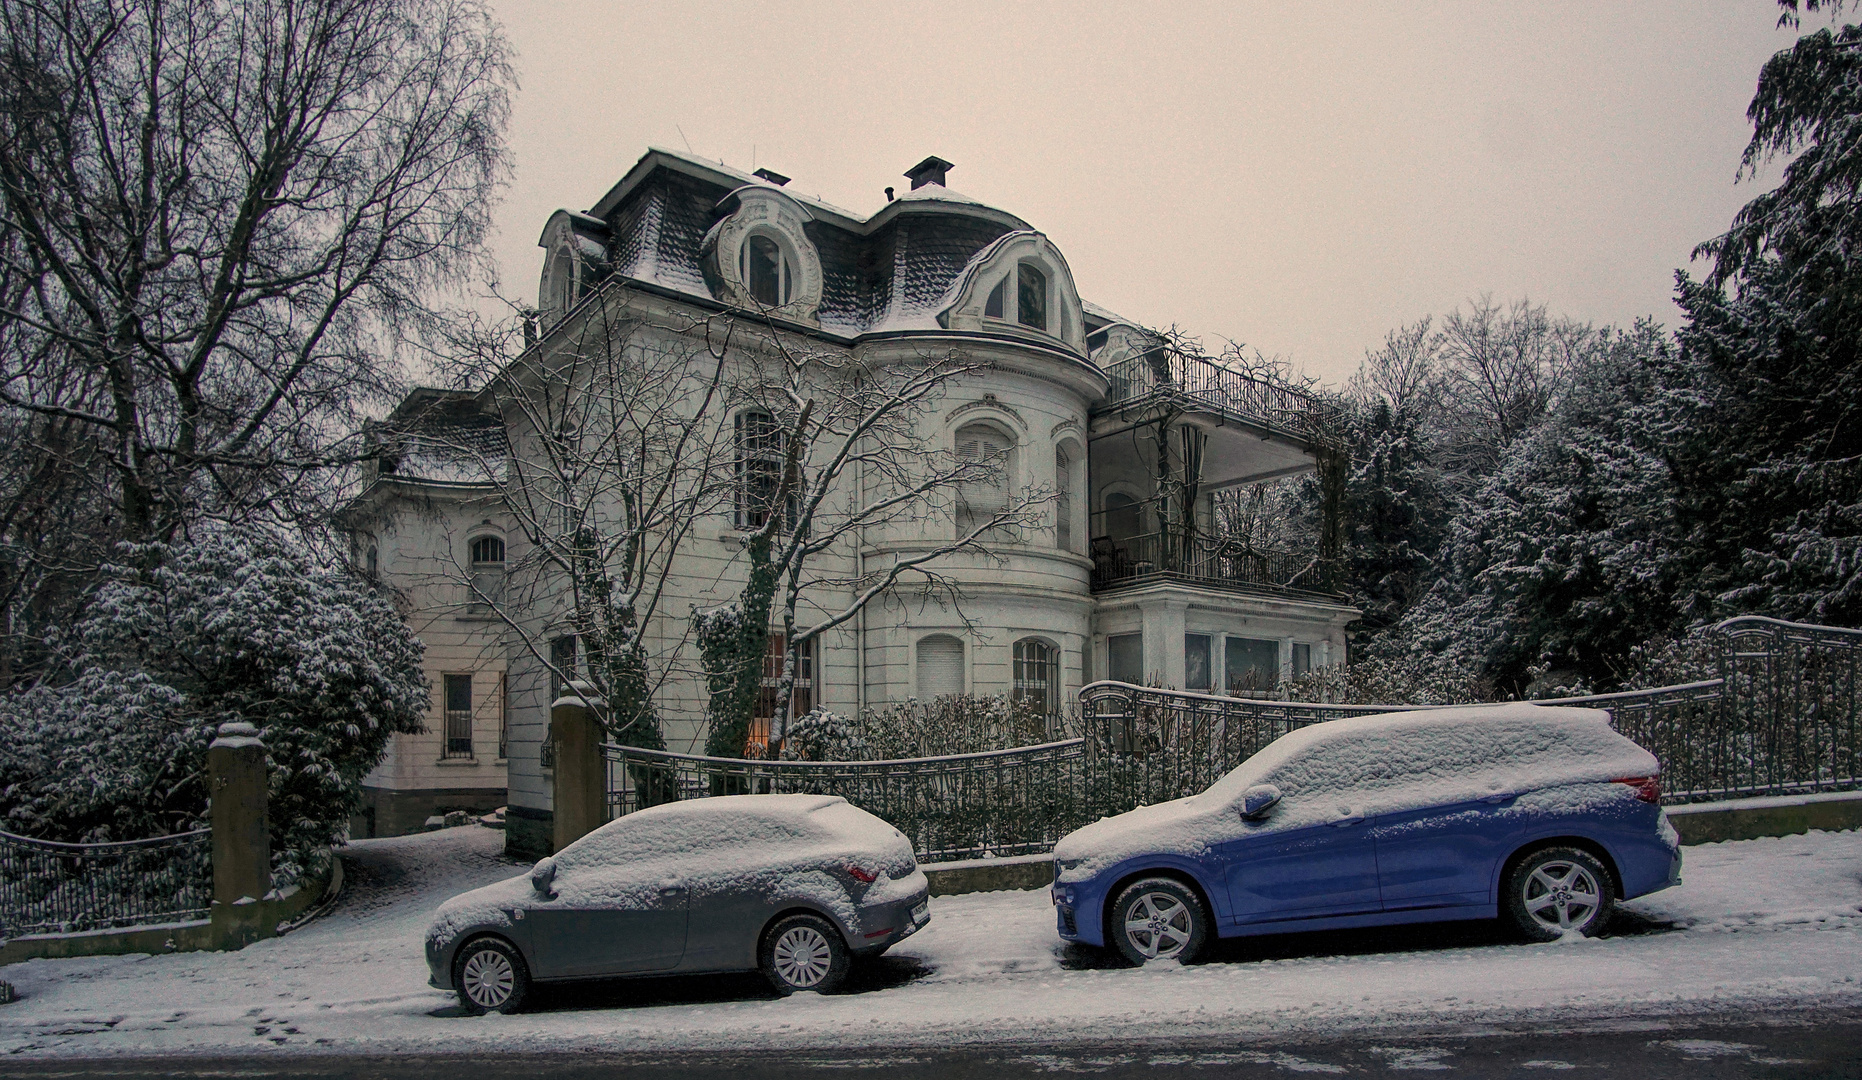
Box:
1089;530;1334;596
443;708;474;759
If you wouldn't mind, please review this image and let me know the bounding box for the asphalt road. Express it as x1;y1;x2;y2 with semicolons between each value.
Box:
5;1010;1859;1078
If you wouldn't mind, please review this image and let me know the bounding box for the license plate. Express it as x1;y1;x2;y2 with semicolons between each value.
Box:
911;900;929;925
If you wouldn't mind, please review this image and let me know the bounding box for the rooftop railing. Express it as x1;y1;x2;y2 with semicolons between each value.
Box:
1098;351;1340;440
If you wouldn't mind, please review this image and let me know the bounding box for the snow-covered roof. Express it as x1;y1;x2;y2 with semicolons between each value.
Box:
373;388;505;486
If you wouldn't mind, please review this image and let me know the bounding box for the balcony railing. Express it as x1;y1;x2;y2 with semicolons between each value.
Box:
1099;351;1340;439
1090;530;1335;597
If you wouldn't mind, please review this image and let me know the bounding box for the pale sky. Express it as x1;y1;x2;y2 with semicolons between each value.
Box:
482;1;1803;387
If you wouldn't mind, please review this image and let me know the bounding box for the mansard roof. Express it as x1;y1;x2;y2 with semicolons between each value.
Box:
553;148;1083;347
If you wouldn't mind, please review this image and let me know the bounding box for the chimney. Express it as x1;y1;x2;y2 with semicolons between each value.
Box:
753;167;790;187
904;156;953;190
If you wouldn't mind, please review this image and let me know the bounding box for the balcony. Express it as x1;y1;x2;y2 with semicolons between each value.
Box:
1096;348;1340;444
1089;530;1339;599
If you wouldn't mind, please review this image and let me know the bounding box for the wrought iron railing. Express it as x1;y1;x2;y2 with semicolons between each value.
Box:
602;617;1862;863
0;828;212;937
1099;351;1339;439
603;741;1087;863
1089;530;1332;597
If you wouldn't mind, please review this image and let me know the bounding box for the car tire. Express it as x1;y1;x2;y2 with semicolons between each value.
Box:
1108;877;1209;965
1503;846;1616;942
760;912;851;995
453;936;529;1014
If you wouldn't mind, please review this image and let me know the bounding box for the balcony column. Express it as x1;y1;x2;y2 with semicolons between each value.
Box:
1142;600;1187;689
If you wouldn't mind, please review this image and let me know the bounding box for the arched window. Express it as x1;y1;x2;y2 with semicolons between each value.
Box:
1016;262;1047;330
916;634;964;699
742;234;793;307
735;410;789;530
470;536;505;564
955;422;1012;539
1013;638;1059;724
467;534;504;613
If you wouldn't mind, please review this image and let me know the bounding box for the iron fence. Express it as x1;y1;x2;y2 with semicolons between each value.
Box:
603;616;1862;864
0;828;212;937
604;740;1087;863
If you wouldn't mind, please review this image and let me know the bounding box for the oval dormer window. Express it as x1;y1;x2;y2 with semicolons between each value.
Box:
742;234;793;307
1017;262;1047;331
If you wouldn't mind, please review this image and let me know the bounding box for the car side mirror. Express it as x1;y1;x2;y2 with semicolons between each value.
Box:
531;857;558;899
1239;783;1282;821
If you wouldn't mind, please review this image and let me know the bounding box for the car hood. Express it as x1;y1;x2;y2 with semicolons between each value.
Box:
1052;794;1222;881
426;872;531;953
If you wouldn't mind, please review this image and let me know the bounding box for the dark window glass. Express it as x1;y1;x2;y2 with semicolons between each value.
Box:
1055;446;1073;552
1017;263;1047;330
1225;637;1279;696
469;536;504;564
1107;633;1143;684
1292;642;1312;678
498;672;509;760
443;674;473;758
735;411;790;530
745;235;785;307
1104;492;1143;542
549;635;577;703
1185;634;1212;691
984;277;1006;318
1013;638;1059;722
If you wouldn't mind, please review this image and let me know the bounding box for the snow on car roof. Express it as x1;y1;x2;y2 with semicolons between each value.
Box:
1205;702;1654;803
557;794;907;870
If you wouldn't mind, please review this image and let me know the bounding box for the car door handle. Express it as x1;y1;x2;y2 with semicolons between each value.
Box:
658;880;686;895
1330;815;1364;827
1481;792;1516;804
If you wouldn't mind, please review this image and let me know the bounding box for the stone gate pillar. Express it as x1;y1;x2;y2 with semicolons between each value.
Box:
209;721;270;948
552;680;608;853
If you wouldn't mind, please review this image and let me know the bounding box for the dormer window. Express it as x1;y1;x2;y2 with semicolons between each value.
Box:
985;278;1007;319
1017;263;1047;330
741;234;793;307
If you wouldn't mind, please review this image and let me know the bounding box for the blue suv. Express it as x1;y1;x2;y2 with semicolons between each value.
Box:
1051;704;1681;963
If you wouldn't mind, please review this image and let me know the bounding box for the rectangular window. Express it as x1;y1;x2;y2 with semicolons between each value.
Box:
1292;642;1312;678
1107;633;1143;684
1013;639;1060;722
442;674;474;759
1185;634;1212;691
1225;637;1279;696
736;411;790;531
1055;446;1073;553
548;635;577;703
750;634;815;753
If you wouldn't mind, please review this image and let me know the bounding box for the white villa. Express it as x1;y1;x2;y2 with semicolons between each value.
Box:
343;149;1356;855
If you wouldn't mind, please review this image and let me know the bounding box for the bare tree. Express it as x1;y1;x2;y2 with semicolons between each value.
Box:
0;0;513;551
1433;296;1597;487
697;333;1048;758
429;292;740;762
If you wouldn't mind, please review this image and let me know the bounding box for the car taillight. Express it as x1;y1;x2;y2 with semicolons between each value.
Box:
844;864;878;883
1613;775;1661;803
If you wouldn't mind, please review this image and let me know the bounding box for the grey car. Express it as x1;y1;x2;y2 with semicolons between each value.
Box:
425;794;931;1013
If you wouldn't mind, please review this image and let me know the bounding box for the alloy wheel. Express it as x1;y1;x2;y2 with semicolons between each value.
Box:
1521;859;1604;933
772;924;835;988
1123;890;1194;960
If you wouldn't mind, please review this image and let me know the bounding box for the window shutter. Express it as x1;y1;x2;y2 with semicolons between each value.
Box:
917;636;964;699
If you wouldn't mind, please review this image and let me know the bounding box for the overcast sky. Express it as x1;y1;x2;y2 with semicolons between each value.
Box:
482;1;1804;387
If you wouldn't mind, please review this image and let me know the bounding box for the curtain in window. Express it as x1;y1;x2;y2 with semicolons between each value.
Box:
956;424;1010;537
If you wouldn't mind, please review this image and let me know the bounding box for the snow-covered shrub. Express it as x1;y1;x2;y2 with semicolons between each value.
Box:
0;529;427;885
857;695;1058;760
1282;653;1498;707
776;708;868;762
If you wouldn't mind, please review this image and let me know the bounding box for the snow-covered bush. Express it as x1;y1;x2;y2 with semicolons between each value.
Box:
0;529;427;885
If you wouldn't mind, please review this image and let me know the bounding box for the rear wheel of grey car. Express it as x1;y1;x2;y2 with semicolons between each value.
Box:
760;913;850;995
454;936;529;1014
1504;846;1615;942
1109;877;1208;965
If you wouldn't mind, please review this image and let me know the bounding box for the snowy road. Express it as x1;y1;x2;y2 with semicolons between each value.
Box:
0;825;1857;1059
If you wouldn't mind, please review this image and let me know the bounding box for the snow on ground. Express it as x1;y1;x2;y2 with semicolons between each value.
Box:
0;826;1857;1058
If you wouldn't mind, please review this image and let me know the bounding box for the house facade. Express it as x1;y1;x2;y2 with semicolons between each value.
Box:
354;148;1356;856
338;390;512;837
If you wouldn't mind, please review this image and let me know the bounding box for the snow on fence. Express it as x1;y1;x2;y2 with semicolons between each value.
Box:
603;741;1087;863
603;616;1862;863
0;828;212;937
